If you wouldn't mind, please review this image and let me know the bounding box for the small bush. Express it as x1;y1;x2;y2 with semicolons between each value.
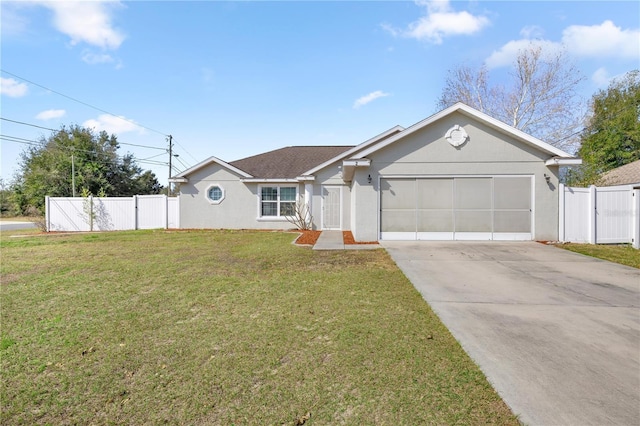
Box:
24;205;47;232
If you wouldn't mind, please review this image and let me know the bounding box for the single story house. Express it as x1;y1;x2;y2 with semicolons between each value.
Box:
600;159;640;187
170;103;580;242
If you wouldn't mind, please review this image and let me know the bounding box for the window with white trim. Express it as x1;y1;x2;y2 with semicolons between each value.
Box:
205;184;225;204
260;185;297;217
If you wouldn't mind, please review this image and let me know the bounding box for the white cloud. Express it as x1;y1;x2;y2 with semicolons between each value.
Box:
562;20;640;59
591;68;611;88
83;114;144;135
0;77;28;97
485;20;639;69
0;3;30;37
39;1;125;50
485;39;562;69
36;109;66;120
384;0;490;44
353;91;390;109
82;51;115;64
520;25;544;39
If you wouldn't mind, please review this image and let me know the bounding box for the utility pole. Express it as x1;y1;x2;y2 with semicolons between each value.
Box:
167;135;173;196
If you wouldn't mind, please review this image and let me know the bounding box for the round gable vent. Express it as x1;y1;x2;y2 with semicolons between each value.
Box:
445;125;469;147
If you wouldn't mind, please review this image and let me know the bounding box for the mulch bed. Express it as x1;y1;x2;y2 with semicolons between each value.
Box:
343;231;378;245
294;230;322;245
293;230;379;246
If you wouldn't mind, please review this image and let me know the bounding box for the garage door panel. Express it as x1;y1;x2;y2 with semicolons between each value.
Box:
494;177;531;209
417;210;454;232
379;177;532;241
381;210;416;232
381;179;415;209
455;210;492;232
417;179;453;209
494;211;531;233
455;178;492;209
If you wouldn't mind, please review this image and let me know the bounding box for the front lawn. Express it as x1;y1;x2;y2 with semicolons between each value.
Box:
1;230;517;425
557;243;640;269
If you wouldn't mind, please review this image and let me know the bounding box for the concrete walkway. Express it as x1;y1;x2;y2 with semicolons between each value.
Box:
312;230;380;250
382;241;640;426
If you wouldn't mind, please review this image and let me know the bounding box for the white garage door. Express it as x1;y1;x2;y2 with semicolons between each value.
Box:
380;176;532;240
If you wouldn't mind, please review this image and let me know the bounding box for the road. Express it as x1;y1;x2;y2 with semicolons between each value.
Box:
0;221;37;231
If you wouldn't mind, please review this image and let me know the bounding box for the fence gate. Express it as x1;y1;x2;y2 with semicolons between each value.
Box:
559;184;639;248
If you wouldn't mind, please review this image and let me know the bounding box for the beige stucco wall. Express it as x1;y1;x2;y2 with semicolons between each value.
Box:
178;164;303;230
350;112;561;241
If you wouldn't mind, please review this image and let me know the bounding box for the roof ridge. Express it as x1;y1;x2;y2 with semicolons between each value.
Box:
230;145;354;163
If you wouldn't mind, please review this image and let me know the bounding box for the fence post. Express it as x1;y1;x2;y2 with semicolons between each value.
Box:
633;189;640;249
176;196;180;229
89;195;94;232
45;196;50;232
558;183;565;242
588;185;596;244
133;195;138;230
164;195;169;230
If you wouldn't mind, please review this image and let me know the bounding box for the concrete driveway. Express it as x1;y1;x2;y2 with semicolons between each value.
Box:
381;241;640;426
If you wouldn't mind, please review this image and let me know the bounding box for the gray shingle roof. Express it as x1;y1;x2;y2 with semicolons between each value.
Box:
601;160;640;186
229;146;354;179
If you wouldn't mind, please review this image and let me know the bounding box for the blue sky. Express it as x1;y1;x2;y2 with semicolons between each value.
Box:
1;1;639;186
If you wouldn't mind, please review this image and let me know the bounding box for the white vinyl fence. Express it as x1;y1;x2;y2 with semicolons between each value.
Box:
45;195;179;232
559;184;640;249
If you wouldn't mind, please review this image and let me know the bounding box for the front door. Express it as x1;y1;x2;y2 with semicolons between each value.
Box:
322;186;341;230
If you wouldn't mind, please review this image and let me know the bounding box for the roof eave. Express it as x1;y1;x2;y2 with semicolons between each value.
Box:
173;156;253;179
545;158;582;166
241;178;300;183
342;158;371;182
169;177;188;183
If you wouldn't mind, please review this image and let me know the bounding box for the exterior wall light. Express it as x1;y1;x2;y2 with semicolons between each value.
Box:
367;174;372;184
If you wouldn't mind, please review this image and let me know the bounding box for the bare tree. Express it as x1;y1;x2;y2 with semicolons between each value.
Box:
284;199;314;230
437;45;585;153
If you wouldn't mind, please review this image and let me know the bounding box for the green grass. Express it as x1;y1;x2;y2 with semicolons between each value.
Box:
1;230;517;425
557;243;640;269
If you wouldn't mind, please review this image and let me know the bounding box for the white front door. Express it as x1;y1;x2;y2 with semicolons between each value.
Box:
322;186;341;230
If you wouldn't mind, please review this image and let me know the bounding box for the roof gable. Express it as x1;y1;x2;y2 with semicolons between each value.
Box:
301;125;405;176
170;155;253;182
352;103;575;160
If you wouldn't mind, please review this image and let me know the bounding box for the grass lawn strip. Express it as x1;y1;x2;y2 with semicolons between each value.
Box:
556;243;640;269
1;230;517;425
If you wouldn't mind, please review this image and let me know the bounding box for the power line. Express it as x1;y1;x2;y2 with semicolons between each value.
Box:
1;117;166;151
1;117;57;132
139;152;167;161
171;137;198;164
1;69;169;137
173;155;191;172
0;134;168;168
1;70;201;164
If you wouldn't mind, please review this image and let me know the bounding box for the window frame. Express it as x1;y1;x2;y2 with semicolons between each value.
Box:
258;184;298;220
205;183;225;205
